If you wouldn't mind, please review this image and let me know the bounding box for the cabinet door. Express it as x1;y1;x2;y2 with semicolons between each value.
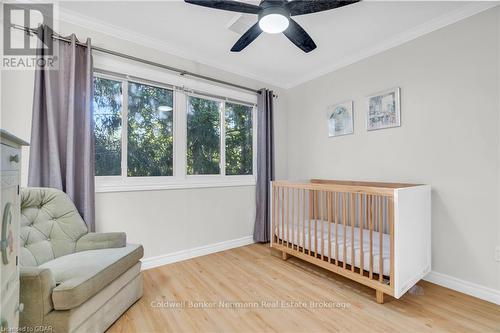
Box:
0;281;19;331
1;170;20;330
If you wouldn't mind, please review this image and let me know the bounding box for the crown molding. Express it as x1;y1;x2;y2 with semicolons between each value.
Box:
58;8;285;89
283;2;499;89
58;2;498;91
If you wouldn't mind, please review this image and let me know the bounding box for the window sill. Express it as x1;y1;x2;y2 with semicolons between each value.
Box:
95;178;256;193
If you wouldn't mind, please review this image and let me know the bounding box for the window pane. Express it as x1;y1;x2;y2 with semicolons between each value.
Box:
225;103;253;175
93;77;122;176
127;82;174;177
187;96;221;175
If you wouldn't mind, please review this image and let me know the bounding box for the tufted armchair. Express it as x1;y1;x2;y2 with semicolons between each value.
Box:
19;187;143;333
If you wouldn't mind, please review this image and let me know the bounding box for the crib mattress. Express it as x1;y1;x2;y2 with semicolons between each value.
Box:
275;220;390;276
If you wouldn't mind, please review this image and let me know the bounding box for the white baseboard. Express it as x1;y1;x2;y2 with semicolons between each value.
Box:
424;271;500;305
141;236;255;271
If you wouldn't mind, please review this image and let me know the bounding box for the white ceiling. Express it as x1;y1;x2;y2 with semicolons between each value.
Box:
59;1;497;88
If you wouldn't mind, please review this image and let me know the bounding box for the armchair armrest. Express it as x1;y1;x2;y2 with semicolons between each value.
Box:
19;267;55;329
75;232;126;251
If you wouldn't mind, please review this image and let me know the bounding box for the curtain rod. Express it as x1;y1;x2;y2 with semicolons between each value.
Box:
12;24;278;97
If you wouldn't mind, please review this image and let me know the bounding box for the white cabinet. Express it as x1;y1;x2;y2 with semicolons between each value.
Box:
0;130;28;331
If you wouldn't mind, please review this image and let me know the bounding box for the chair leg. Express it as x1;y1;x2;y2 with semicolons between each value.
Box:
376;290;384;304
281;251;290;260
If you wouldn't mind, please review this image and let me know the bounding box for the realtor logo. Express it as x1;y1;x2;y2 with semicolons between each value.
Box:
3;3;53;56
2;2;58;69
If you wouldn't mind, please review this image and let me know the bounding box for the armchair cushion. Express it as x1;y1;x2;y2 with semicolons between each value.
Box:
38;244;143;310
75;232;126;252
19;267;56;327
20;188;88;266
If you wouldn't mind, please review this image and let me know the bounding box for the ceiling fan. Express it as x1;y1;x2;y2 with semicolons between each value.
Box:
184;0;359;53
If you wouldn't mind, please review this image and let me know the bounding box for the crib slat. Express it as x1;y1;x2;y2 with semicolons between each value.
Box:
292;188;296;248
297;188;300;252
294;188;297;248
289;188;292;248
286;187;290;248
282;187;286;246
289;188;293;249
290;188;293;248
359;193;364;276
278;187;284;245
327;192;332;263
321;191;325;261
276;186;279;244
369;194;374;280
335;192;339;265
389;196;395;287
343;192;347;269
379;196;384;282
271;185;274;243
293;188;295;249
293;189;300;245
310;191;314;256
278;186;281;244
281;187;285;246
295;188;298;247
272;185;276;244
303;189;306;254
351;192;355;272
296;188;299;247
283;188;290;247
291;188;294;249
309;191;312;256
278;186;282;244
314;191;319;257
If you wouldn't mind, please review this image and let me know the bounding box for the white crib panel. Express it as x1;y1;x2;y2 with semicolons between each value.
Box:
394;185;432;298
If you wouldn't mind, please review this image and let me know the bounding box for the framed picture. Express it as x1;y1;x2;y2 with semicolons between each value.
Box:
327;101;353;137
366;87;401;131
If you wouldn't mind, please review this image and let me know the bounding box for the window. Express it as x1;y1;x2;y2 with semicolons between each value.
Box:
225;102;253;176
127;82;174;177
93;77;122;176
186;95;254;177
93;71;256;192
187;96;221;175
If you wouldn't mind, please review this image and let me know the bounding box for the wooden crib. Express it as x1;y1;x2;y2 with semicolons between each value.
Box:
270;179;431;303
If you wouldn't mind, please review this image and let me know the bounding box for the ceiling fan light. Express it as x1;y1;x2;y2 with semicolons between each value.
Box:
259;14;289;34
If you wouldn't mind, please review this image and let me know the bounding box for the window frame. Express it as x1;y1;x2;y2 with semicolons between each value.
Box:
93;70;257;193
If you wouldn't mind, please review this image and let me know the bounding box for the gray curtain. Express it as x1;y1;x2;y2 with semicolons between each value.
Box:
28;26;95;231
253;89;275;243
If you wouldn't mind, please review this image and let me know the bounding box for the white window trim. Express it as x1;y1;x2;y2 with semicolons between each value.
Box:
95;176;256;193
94;69;257;193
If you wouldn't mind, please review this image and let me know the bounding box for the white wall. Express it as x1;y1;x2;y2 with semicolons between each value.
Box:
1;19;288;260
286;9;500;292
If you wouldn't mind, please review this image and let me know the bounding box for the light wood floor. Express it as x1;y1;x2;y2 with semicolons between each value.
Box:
108;244;500;333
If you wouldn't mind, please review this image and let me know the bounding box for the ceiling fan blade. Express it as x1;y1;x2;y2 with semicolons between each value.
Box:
184;0;260;14
231;22;263;52
282;18;317;53
287;0;359;16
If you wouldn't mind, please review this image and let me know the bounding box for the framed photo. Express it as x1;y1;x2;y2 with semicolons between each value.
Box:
366;87;401;131
327;101;353;137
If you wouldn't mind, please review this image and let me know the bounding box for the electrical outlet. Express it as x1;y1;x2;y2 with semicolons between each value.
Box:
496;246;500;262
